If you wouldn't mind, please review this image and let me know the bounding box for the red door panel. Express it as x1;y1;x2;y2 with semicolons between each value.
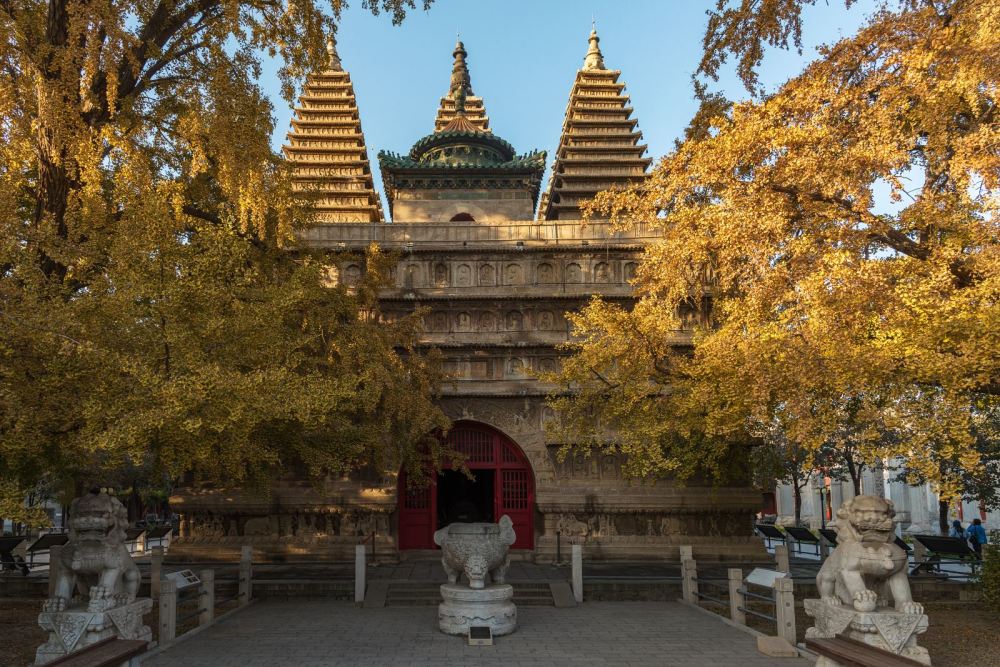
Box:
398;471;433;549
500;469;533;549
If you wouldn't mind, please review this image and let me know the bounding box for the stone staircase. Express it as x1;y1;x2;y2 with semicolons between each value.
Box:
384;582;555;607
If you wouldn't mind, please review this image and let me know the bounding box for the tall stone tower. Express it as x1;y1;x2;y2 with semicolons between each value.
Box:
169;31;765;564
283;36;384;223
539;29;651;220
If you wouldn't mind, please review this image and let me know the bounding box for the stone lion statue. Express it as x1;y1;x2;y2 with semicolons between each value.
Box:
44;491;140;612
816;495;921;614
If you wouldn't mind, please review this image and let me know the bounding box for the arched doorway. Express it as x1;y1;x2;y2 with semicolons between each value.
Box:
398;421;534;550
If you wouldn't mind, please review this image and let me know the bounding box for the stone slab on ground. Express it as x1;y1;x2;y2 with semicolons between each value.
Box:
548;581;576;608
756;636;799;658
362;581;388;609
141;600;812;666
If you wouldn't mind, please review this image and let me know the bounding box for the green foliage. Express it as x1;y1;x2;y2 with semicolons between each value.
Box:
549;0;999;496
0;481;52;529
979;530;1000;614
0;1;447;495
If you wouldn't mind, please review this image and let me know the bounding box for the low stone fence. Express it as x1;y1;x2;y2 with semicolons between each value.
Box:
680;547;797;646
154;545;252;648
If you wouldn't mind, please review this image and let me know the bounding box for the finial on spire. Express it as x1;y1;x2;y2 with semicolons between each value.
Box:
326;34;342;71
449;39;473;101
583;26;605;70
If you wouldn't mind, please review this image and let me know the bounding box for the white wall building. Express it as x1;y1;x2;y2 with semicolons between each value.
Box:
774;465;999;533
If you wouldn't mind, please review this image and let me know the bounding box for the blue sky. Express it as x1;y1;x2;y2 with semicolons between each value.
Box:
260;0;876;216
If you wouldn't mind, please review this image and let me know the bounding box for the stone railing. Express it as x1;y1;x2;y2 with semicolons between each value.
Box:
679;546;797;649
297;220;658;249
153;546;252;648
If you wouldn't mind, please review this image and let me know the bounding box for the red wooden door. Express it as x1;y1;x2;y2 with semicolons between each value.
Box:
397;422;534;551
397;471;434;549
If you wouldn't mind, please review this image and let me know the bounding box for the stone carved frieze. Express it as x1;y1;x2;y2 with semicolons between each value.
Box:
549;511;748;541
387;257;636;290
444;399;541;437
547;446;625;481
182;509;389;543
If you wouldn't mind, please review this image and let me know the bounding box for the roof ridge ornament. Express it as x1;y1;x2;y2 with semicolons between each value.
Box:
583;27;605;70
326;34;342;71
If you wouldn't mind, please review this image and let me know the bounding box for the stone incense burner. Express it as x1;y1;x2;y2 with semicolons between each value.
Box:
434;515;515;589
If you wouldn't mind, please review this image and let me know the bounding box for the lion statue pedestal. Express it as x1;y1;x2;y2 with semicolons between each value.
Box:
804;496;930;666
435;515;517;637
35;491;152;665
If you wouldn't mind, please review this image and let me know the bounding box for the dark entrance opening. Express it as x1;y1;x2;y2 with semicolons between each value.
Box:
436;469;494;528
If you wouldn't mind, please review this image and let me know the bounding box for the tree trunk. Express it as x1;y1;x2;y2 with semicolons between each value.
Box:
793;482;802;526
938;499;950;535
842;451;863;496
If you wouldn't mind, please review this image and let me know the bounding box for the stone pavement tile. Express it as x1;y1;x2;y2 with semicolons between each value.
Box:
141;600;810;666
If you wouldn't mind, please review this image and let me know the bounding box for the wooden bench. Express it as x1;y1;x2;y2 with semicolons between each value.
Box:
805;635;925;666
44;638;148;667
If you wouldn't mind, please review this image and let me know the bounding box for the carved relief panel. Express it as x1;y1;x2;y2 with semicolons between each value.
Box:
433;262;450;286
504;310;523;331
536;262;556;283
456;264;472;286
566;263;583;283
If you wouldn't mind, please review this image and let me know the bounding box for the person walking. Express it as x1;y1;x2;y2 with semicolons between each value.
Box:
967;518;988;558
949;519;965;539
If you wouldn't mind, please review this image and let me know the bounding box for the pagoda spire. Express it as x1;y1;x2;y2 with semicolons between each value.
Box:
538;30;651;220
434;40;491;133
326;34;342;72
282;39;384;223
583;27;605;70
449;40;473;99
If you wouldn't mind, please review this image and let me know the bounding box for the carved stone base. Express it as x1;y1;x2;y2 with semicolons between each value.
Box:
35;598;152;665
438;583;516;636
804;598;930;665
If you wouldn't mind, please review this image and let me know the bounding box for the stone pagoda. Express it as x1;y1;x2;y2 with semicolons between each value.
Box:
168;31;766;565
539;29;652;220
282;36;384;223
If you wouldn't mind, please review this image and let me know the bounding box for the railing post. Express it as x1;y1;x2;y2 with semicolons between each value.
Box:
728;568;745;625
47;545;63;598
571;543;583;603
150;546;163;600
679;545;693;561
198;569;215;626
913;540;926;569
775;544;790;573
774;576;797;646
354;544;366;603
681;558;698;604
238;545;252;606
158;578;177;647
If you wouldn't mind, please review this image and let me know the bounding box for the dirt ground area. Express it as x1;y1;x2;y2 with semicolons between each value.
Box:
0;599;49;667
740;601;995;667
0;596;235;667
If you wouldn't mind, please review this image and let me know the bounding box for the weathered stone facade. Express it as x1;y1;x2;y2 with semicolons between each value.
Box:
169;33;766;563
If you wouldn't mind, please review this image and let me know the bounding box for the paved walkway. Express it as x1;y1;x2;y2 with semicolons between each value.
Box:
142;600;809;666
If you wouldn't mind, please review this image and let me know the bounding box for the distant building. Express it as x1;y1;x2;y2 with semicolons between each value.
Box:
169;32;765;562
773;466;998;534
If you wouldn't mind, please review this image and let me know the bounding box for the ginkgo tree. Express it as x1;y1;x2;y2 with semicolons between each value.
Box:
0;0;449;520
547;0;999;505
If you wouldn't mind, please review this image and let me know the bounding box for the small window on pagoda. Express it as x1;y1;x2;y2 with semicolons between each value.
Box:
450;212;476;222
